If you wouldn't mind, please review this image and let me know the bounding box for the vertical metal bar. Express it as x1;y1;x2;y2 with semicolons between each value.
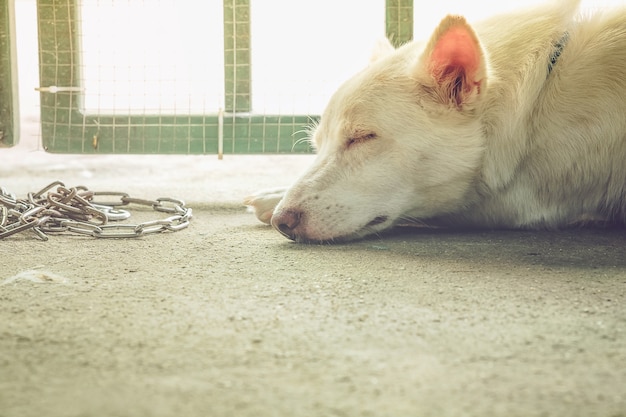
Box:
37;0;81;152
223;0;251;113
218;107;224;160
0;0;20;147
386;0;413;48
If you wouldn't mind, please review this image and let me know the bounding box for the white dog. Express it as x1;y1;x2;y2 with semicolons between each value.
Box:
245;0;626;242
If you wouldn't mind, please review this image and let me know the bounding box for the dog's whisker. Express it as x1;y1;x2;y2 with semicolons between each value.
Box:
290;121;318;152
291;136;312;151
398;215;428;227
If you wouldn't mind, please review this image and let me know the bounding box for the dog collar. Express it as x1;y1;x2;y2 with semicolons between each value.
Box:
548;32;570;74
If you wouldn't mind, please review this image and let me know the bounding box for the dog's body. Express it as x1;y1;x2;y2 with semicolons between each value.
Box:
245;0;626;242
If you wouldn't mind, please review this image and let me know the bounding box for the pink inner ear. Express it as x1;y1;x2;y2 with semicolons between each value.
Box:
430;26;480;80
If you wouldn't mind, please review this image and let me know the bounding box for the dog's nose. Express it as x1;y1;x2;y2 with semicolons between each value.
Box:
271;209;302;240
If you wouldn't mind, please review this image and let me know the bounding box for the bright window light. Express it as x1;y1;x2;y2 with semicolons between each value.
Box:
79;0;224;115
250;0;385;114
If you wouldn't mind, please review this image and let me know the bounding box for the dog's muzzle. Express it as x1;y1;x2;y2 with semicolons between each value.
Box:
271;209;302;240
271;209;390;242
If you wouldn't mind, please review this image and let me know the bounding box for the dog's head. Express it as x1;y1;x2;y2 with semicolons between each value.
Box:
273;16;488;242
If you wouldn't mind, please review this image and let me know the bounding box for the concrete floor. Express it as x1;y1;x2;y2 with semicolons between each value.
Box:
1;127;625;417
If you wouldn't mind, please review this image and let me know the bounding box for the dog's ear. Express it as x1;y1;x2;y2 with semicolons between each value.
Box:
370;38;395;63
416;15;486;108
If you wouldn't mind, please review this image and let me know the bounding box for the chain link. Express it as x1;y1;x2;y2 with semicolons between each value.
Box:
0;181;192;240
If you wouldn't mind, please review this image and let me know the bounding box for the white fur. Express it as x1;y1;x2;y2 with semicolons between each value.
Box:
246;0;626;242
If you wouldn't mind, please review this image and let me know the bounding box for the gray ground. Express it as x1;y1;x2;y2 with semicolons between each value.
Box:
1;130;625;417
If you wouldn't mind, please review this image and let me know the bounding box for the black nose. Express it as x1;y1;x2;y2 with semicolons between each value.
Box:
271;210;302;240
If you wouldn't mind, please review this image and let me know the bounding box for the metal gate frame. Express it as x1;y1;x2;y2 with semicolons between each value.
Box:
36;0;413;155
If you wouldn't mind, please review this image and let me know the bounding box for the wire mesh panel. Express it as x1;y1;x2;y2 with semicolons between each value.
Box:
36;0;407;155
0;0;20;147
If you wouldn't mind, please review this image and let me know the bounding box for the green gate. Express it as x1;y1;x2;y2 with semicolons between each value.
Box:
36;0;413;155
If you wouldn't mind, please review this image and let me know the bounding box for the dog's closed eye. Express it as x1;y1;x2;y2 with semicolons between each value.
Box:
347;132;377;147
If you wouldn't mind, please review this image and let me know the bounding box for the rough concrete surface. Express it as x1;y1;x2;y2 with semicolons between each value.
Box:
1;132;625;417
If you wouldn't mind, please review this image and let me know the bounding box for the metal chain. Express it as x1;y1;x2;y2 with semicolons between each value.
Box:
0;181;192;240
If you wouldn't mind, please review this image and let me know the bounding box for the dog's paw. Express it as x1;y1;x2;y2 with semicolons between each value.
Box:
243;187;287;225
